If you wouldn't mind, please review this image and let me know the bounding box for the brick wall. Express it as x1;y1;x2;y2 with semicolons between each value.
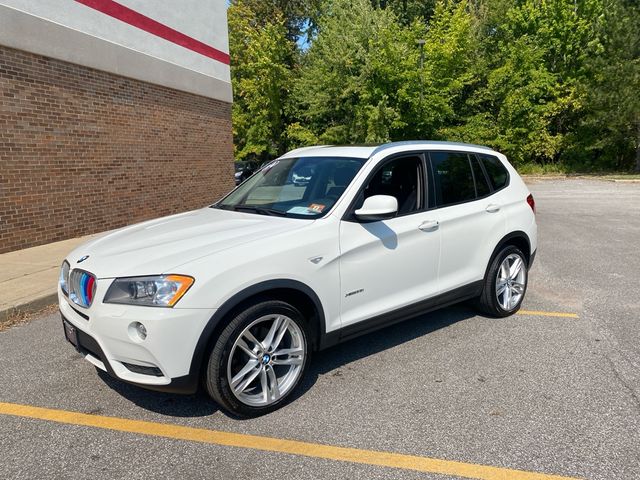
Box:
0;46;235;254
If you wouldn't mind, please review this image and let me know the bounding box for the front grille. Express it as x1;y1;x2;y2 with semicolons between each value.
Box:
69;269;97;308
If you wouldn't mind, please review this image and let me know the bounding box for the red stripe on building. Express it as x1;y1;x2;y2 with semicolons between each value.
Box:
74;0;230;65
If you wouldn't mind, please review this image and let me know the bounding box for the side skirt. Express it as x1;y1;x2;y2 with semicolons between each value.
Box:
320;281;483;349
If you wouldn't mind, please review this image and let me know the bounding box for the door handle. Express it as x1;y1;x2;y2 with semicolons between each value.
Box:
419;220;439;232
485;204;501;213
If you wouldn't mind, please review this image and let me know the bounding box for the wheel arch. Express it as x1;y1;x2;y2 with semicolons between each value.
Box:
476;231;532;318
188;279;327;385
485;231;532;276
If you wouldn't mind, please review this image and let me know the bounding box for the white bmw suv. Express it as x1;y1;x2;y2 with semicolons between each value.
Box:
59;141;537;417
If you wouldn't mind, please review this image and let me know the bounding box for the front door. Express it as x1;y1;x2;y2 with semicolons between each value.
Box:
338;154;441;329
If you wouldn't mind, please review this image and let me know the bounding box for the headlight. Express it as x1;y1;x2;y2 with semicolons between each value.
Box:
59;261;70;295
104;275;194;307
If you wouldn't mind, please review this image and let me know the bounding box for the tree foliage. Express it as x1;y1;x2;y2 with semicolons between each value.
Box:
228;1;295;160
291;0;475;145
573;0;640;170
228;0;640;170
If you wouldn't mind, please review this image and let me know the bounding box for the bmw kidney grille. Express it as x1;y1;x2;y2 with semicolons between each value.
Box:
69;269;97;308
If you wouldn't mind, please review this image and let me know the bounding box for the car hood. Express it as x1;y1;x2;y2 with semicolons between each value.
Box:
66;208;310;278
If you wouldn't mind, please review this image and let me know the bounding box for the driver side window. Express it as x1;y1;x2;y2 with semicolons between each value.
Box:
358;156;424;216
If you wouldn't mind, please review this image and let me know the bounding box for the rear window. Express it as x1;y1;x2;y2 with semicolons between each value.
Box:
479;154;509;190
430;152;476;207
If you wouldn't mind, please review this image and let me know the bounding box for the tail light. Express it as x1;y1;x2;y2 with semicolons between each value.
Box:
526;194;535;214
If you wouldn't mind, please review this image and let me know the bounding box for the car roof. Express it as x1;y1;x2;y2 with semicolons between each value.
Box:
279;141;497;160
278;145;377;159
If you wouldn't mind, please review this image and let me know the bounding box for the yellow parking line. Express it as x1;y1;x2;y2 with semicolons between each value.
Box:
517;310;579;318
0;402;579;480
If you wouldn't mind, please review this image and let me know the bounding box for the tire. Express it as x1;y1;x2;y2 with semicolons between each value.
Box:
205;300;311;417
476;245;528;317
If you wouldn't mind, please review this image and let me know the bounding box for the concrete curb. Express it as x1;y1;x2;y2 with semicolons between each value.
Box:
0;293;58;325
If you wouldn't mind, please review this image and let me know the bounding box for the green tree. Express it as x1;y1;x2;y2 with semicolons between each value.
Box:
572;0;640;171
228;1;296;160
291;0;391;144
227;0;640;171
292;0;475;145
233;0;323;41
444;0;608;165
371;0;437;25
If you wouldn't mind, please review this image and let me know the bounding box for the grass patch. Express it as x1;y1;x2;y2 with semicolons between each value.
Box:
516;163;570;175
517;163;640;179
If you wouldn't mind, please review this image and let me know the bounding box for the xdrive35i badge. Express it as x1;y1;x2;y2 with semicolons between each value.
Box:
345;288;364;298
77;255;90;263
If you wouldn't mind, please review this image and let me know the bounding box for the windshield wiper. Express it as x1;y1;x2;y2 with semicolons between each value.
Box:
229;205;288;216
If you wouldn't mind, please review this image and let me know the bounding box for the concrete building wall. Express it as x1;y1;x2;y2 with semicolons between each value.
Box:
0;1;234;253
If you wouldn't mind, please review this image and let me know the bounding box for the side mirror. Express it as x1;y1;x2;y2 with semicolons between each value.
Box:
354;195;398;222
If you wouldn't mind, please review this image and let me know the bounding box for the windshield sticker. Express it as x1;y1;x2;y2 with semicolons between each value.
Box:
308;204;325;213
287;206;318;215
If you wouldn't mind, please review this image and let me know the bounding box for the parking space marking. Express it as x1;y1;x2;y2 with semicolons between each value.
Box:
517;310;579;318
0;402;579;480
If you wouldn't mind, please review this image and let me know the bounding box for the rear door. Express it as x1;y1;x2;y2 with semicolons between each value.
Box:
428;151;506;292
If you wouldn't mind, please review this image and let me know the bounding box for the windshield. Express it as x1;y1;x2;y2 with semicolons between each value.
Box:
215;156;366;218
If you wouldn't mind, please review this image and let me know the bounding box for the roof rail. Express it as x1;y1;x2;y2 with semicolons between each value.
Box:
370;140;495;157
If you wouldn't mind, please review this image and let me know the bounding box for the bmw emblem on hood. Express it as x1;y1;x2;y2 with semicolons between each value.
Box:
77;255;90;264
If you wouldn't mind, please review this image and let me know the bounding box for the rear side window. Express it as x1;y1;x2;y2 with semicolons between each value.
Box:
471;157;491;197
479;154;509;190
430;152;475;207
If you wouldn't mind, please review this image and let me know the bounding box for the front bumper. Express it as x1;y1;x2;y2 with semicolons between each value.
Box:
59;287;216;394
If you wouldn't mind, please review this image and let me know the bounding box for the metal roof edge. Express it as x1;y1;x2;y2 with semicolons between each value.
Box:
370;141;496;157
279;145;332;158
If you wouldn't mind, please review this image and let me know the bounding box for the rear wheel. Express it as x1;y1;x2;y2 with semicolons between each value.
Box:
205;300;310;417
476;245;528;317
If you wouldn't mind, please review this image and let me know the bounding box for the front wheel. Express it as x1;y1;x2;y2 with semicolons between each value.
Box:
205;300;310;417
476;246;528;317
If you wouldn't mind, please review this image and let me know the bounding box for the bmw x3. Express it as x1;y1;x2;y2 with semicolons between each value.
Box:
59;141;537;417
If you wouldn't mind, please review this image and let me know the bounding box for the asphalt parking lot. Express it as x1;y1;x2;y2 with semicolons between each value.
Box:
1;178;638;480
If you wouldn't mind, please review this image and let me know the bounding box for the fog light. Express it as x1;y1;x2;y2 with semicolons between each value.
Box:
128;322;147;341
137;323;147;339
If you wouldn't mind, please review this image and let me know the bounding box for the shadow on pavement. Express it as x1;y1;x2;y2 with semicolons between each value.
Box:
96;369;219;418
97;303;477;419
290;303;477;404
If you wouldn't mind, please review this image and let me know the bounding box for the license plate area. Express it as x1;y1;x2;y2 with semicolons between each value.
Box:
62;317;79;350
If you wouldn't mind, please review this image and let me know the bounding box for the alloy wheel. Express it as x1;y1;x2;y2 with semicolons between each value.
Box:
495;253;526;310
226;314;306;407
